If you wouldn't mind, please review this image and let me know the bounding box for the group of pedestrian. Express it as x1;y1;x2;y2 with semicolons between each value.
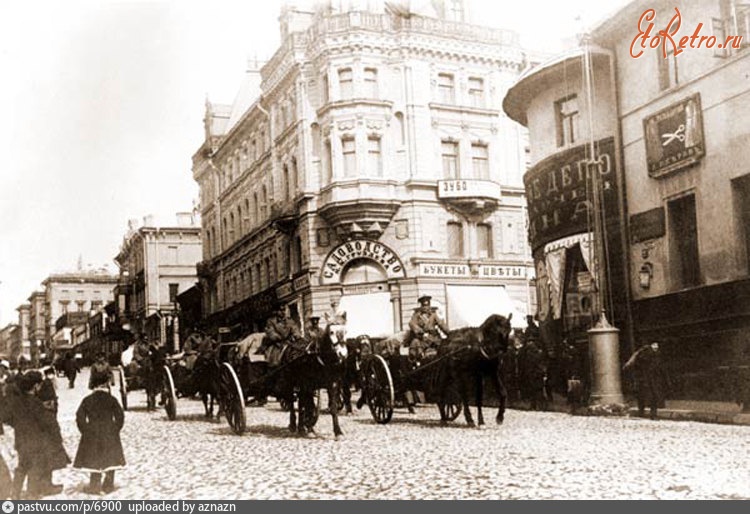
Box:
0;352;127;500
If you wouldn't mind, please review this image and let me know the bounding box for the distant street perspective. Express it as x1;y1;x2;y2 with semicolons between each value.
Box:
1;368;747;500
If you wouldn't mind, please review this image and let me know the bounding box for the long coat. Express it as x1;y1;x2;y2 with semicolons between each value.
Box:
3;386;70;472
74;390;126;472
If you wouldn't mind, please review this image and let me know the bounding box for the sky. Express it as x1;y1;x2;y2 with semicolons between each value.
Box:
0;0;629;326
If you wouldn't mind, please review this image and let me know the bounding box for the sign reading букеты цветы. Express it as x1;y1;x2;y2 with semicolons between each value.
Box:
418;263;528;279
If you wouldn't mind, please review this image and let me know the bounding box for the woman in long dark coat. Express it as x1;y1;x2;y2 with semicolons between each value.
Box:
74;372;126;494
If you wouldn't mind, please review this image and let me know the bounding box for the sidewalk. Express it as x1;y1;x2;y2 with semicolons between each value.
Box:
509;396;750;426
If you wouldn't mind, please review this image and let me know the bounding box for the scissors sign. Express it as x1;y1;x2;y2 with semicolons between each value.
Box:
661;124;686;147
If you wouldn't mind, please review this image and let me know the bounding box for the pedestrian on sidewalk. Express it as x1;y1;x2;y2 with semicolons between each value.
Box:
623;341;665;420
38;367;59;415
74;370;126;495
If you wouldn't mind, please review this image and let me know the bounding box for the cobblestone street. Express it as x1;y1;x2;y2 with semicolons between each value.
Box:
2;369;749;500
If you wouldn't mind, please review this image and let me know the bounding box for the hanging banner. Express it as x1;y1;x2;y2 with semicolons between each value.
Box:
524;137;618;251
319;239;406;285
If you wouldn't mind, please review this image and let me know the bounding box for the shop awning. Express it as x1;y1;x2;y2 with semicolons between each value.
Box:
446;285;526;329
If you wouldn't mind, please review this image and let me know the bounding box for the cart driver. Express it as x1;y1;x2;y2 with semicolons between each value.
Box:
260;303;301;366
407;295;449;365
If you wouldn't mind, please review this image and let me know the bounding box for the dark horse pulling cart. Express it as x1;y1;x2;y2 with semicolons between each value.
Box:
217;325;348;438
358;314;513;427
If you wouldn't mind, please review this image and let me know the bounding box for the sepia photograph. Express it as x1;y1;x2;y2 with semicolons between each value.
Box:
0;0;749;501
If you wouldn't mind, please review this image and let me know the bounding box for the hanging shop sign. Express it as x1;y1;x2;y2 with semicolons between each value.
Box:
643;93;705;178
320;239;406;285
524;137;618;251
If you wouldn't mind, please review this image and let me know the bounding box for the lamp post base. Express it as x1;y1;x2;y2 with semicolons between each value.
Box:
588;314;625;406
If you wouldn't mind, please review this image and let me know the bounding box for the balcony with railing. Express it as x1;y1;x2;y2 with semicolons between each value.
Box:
436;179;502;217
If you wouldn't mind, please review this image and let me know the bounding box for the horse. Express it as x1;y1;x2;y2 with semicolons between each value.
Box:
436;314;513;427
340;335;371;414
138;346;166;411
274;324;348;439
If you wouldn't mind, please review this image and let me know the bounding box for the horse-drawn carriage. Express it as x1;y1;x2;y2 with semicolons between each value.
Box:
159;327;343;438
356;314;513;427
117;343;168;412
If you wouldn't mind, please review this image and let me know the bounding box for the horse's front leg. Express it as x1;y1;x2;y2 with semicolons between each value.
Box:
492;364;506;425
329;382;343;439
288;394;297;434
475;372;485;427
460;373;475;427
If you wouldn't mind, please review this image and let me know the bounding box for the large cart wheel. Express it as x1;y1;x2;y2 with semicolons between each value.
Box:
362;355;394;424
117;367;128;411
219;363;246;435
163;365;177;421
437;384;463;422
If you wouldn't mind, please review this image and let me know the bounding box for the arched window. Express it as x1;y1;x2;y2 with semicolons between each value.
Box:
341;259;388;285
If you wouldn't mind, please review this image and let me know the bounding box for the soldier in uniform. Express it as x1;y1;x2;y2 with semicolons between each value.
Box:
260;303;302;366
305;316;324;343
407;295;449;365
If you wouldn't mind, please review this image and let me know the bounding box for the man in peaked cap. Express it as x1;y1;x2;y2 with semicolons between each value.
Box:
260;302;301;366
407;295;449;365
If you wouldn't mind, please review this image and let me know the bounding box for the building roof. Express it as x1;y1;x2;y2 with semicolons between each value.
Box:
502;45;612;126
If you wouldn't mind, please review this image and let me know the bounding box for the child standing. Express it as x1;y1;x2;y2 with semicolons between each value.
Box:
73;372;126;494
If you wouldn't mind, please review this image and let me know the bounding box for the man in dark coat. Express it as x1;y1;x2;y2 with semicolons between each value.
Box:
521;339;548;411
38;367;59;415
624;341;665;420
5;371;69;498
74;371;126;494
64;353;80;389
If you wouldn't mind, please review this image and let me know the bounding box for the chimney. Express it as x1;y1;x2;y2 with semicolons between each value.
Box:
175;212;194;227
143;215;155;227
127;218;140;231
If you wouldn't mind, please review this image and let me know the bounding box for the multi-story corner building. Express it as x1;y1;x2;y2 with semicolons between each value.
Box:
41;270;118;353
505;0;750;405
193;1;534;338
114;213;202;347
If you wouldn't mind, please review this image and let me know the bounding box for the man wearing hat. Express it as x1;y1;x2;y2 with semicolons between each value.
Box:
260;303;301;366
623;341;666;420
407;295;449;365
89;352;115;391
305;316;324;343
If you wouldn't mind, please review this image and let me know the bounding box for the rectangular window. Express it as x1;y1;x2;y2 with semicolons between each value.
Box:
468;77;485;108
437;73;455;104
76;301;86;312
367;137;382;177
441;141;460;179
477;223;493;259
668;194;701;289
339;68;353;99
471;143;489;179
658;49;678;91
342;137;356;177
364;67;378;98
169;283;179;303
167;245;178;264
60;301;69;315
447;221;464;257
555;95;580;147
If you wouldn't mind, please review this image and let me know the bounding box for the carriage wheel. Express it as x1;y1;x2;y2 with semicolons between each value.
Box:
219;363;246;435
437;384;463;422
362;355;394;424
162;365;177;421
117;367;128;411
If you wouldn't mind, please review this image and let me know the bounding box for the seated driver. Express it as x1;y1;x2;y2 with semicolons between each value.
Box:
260;303;301;366
407;295;448;365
